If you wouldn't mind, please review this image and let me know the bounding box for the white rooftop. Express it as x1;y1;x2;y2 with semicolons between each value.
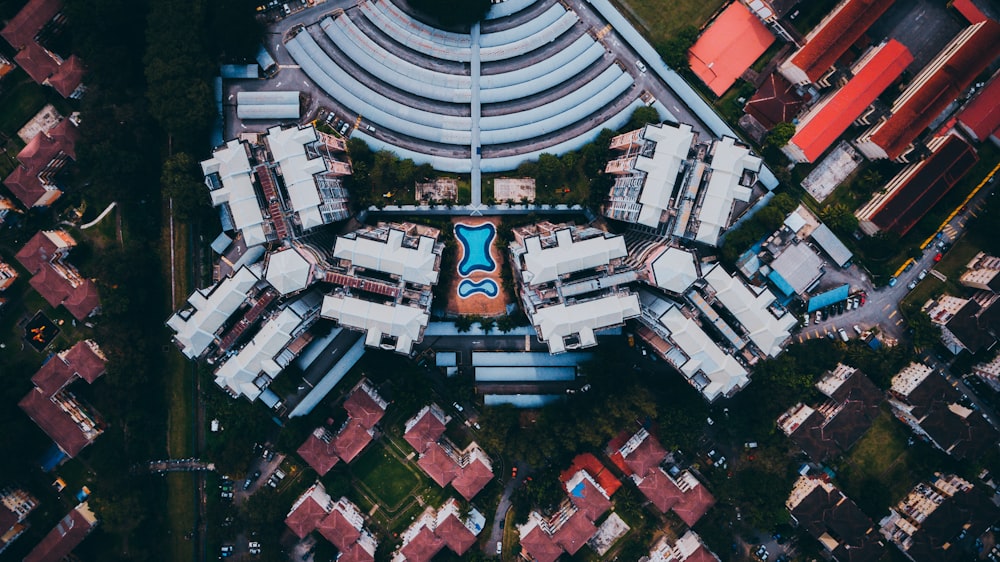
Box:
531;292;640;353
703;264;795;357
167;266;259;358
334;228;439;286
214;306;303;400
519;228;626;285
649;246;699;293
202;140;268;246
635;123;695;227
694;137;758;246
266;125;329;230
265;245;316;295
656;301;748;401
321;294;428;354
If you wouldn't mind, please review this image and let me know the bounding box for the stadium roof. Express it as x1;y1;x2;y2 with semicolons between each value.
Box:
688;2;775;96
785;40;912;162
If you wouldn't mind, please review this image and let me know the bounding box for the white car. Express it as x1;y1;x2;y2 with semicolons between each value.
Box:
635;60;647;73
497;541;503;554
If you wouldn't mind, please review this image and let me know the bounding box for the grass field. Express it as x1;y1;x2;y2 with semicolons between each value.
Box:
613;0;727;46
353;444;422;509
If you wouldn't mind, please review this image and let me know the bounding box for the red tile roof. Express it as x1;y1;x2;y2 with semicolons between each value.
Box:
957;72;1000;141
0;0;62;49
297;428;339;476
788;0;896;83
316;509;360;552
14;42;58;85
16;231;60;273
31;341;105;394
404;408;446;453
565;476;611;522
552;510;597;555
637;469;683;513
47;54;85;97
559;453;622;497
451;456;494;500
520;526;563;562
688;2;776;96
868;20;1000;160
26;260;99;321
686;545;722;562
3;119;78;207
22;503;97;562
399;526;444;562
284;495;327;539
672;479;717;526
18;389;98;458
436;513;477;555
336;543;375;562
60;341;106;383
867;134;979;235
789;40;912;162
622;432;666;476
343;388;385;429
417;443;460;487
952;0;988;23
333;421;373;463
745;73;805;129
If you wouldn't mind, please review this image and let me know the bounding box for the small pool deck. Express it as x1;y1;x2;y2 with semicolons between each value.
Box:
446;217;510;317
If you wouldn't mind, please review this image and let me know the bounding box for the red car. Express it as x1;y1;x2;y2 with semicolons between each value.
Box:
934;253;942;262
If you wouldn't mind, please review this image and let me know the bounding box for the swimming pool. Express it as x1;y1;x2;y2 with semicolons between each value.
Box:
455;222;497;276
458;278;499;299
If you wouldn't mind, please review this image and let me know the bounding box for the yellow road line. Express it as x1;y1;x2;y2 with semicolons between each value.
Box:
896;318;904;325
889;310;898;318
882;304;891;311
918;160;1000;249
814;330;820;338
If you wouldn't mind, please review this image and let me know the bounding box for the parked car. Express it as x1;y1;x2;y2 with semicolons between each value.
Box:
635;60;647;73
907;280;918;290
838;328;849;342
934;253;942;262
452;401;464;412
889;277;898;287
918;269;928;280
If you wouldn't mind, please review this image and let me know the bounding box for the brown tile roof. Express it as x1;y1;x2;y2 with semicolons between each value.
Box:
417;443;460;487
566;476;611;522
316;509;360;552
2;166;47;208
284;495;327;539
26;260;100;321
22;503;97;562
296;428;339;476
622;432;666;476
902;369;998;460
14;42;58;85
637;469;682;513
46;54;84;97
336;543;375;562
0;0;62;49
18;389;98;457
869;20;1000;160
904;486;1000;562
790;481;884;561
520;526;563;562
745;73;804;129
343;388;385;429
869;134;978;235
399;526;444;562
404;408;446;453
3;119;78;207
943;298;1000;354
686;546;722;562
333;421;373;464
31;341;106;394
559;453;621;497
789;0;896;83
451;456;494;500
672;479;716;527
789;371;883;462
436;512;477;555
552;509;597;555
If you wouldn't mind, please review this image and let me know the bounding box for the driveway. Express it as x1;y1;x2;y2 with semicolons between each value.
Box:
488;461;526;556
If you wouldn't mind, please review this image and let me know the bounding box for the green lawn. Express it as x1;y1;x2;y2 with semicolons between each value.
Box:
613;0;727;46
0;71;71;137
352;444;422;509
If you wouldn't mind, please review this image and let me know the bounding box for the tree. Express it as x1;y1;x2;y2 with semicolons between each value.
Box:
623;106;660;133
455;315;474;333
657;25;699;70
909;311;942;351
767;122;796;148
821;203;859;234
478;317;496;334
162;152;212;222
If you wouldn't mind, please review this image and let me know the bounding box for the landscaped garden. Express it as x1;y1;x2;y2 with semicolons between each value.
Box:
352;443;422;510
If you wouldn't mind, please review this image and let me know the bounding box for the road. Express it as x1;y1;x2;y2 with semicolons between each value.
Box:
488;461;526;555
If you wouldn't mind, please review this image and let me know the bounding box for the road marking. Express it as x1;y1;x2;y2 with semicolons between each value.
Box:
814;330;820;338
595;24;612;39
931;270;946;282
823;327;830;335
882;303;891;311
798;336;803;343
896;318;904;325
278;64;300;69
889;310;898;318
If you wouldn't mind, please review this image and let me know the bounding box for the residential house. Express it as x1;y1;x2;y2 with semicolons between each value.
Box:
887;362;998;460
15;230;100;321
0;488;37;554
392;498;485;562
508;222;640;354
742;73;804;132
321;222;443;355
3;118;79;208
787;475;885;562
285;482;377;560
644;530;721;562
778;364;883;462
604;123;762;246
0;260;17;291
922;293;1000;355
687;2;775;97
856;134;979;236
518;504;599;562
959;253;1000;292
19;340;106;458
608;428;715;526
855;20;1000;162
404;404;494;500
972;353;1000;392
22;502;98;562
296;379;386;475
880;473;1000;562
0;0;86;99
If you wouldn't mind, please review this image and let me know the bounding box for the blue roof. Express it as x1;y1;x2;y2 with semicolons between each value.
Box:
220;64;259;79
868;336;883;350
483;394;562;408
472;352;592;367
435;352;457;367
807;284;850;312
475;366;576;382
768;269;796;297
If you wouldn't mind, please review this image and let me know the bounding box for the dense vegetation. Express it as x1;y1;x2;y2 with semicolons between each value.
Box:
720;191;798;263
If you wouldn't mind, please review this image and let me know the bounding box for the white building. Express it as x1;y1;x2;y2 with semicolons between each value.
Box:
167;266;261;359
702;264;795;357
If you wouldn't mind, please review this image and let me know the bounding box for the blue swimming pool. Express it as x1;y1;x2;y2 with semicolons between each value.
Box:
455;222;497;276
458;278;499;299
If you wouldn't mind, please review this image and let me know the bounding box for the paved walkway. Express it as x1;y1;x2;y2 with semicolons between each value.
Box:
470;22;483;210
